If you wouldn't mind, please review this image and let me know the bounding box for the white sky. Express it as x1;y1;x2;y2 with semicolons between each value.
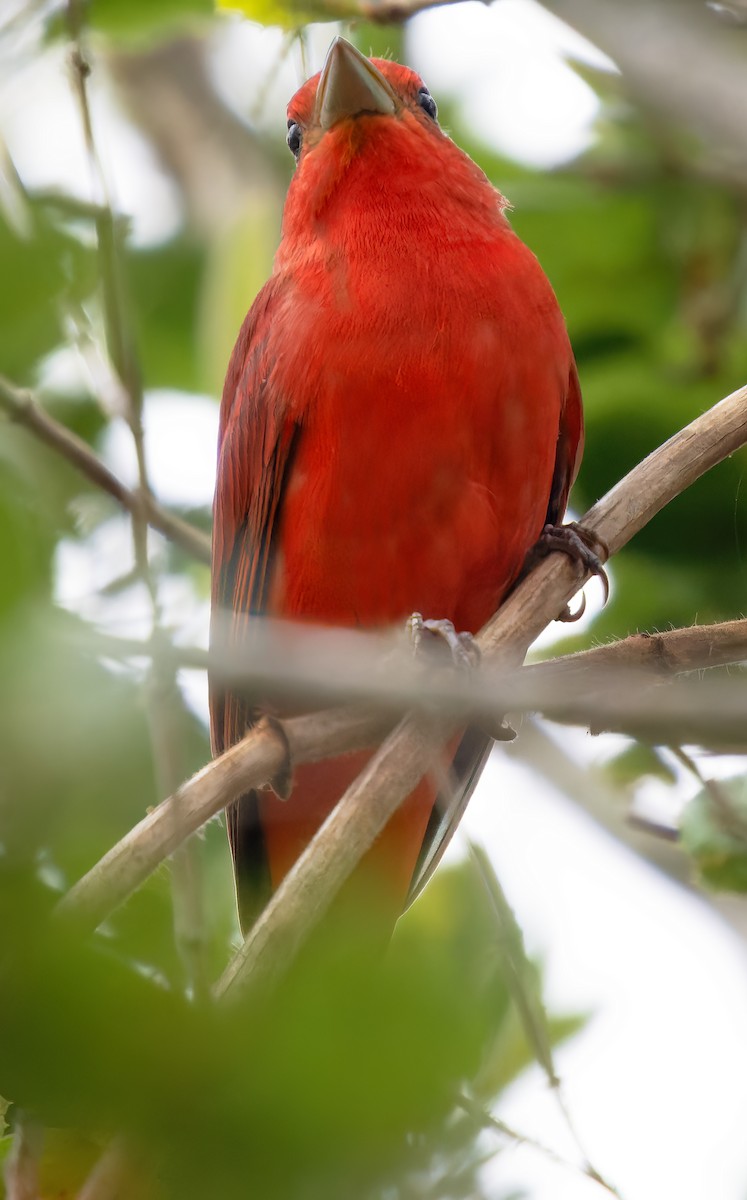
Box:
3;5;747;1198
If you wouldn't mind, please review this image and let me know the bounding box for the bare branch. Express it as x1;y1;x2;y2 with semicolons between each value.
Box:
533;617;747;680
218;381;747;1000
458;1095;622;1198
56;709;395;934
0;375;210;564
58;384;747;983
216;708;451;999
59;655;747;943
479;381;747;662
81;614;747;714
56;657;747;936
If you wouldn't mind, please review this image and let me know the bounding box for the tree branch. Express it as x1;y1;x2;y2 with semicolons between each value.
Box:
57;383;747;989
218;380;747;999
79;614;747;713
57;641;747;935
532;618;747;680
0;375;210;564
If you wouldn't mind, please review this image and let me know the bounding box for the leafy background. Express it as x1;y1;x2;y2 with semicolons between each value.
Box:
1;1;747;1198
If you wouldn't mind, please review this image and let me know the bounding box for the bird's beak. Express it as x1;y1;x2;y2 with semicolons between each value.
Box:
315;37;398;131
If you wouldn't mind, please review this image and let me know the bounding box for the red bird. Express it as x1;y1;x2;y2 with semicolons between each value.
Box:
210;39;583;935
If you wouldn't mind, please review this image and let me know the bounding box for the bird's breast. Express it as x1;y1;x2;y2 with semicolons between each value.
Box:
268;225;571;632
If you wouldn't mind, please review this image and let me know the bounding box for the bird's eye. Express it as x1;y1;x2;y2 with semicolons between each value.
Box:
417;87;438;122
287;121;302;158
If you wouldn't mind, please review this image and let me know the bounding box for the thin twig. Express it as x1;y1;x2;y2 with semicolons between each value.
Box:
148;645;210;1002
65;6;209;1001
457;1095;623;1198
0;375;210;563
529;618;747;680
510;719;688;880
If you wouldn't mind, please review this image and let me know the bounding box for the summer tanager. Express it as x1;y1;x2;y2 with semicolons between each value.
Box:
209;38;583;935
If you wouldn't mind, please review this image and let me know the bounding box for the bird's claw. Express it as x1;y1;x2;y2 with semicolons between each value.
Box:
529;521;609;619
407;612;481;671
539;522;609;598
557;592;587;623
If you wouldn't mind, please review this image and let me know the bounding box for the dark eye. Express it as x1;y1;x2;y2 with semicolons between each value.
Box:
287;120;302;158
417;87;438;122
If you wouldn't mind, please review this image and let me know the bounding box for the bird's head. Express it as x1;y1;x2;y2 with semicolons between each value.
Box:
278;39;507;250
286;38;442;167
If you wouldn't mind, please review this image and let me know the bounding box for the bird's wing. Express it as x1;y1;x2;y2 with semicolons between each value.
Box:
404;726;493;909
405;361;585;908
545;360;584;527
209;280;300;920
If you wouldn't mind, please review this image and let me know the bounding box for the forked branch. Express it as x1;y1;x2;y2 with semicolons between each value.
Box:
216;381;747;999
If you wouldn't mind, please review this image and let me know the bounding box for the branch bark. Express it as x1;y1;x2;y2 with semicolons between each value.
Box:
216;381;747;1000
58;635;747;936
0;375;211;564
57;383;747;990
78;614;747;711
532;618;747;680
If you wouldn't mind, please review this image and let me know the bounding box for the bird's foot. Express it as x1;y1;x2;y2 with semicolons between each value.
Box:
255;714;293;800
529;522;610;621
407;612;481;671
406;614;515;741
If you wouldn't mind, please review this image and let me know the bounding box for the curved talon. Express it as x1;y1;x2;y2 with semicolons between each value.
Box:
407;612;480;670
535;521;610;606
557;591;587;623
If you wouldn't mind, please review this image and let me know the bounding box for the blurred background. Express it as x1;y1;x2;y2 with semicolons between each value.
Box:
2;1;747;1198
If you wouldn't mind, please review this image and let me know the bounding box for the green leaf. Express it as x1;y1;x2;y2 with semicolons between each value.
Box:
86;0;213;40
0;204;95;382
0;1134;12;1200
217;0;329;25
681;778;747;892
605;743;677;788
127;239;207;393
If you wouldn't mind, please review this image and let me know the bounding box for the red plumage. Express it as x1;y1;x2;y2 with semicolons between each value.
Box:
210;40;583;933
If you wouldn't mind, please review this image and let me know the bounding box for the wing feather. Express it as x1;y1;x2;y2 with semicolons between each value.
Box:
209;281;300;922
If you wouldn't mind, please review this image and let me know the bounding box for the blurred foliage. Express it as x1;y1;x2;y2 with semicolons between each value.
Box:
2;0;747;1196
0;198;96;383
681;778;747;892
604;743;678;788
87;0;213;41
217;0;335;28
0;848;577;1200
